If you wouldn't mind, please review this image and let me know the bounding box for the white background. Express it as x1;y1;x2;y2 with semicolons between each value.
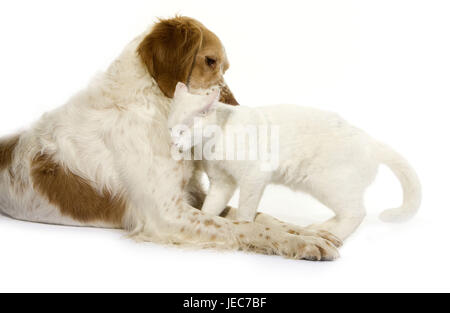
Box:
0;0;449;292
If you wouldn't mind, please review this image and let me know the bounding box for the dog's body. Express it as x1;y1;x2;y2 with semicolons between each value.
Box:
169;84;422;240
0;17;342;261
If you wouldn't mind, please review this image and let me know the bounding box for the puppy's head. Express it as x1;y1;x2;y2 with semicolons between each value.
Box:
168;82;220;152
138;16;238;105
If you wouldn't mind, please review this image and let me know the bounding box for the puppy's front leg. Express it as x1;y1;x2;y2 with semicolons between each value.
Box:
237;183;267;222
236;171;271;222
202;179;237;217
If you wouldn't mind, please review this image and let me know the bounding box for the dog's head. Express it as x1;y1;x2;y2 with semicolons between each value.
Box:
138;16;238;106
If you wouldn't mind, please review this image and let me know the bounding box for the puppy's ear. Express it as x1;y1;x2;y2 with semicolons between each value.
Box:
199;89;220;115
174;82;189;98
214;88;221;102
138;17;203;98
209;88;221;104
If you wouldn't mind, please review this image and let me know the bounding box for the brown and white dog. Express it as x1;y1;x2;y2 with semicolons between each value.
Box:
0;16;341;260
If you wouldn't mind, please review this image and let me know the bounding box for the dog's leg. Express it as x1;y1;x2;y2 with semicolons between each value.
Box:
126;187;341;260
221;207;343;248
145;202;340;261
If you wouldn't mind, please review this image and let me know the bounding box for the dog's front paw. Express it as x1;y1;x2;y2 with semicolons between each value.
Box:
313;230;343;248
281;235;340;261
285;227;343;248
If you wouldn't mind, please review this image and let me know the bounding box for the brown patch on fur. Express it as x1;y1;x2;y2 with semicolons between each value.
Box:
31;154;126;226
204;219;214;226
137;16;239;105
211;235;217;241
138;17;203;98
219;83;239;106
0;135;20;171
288;230;300;236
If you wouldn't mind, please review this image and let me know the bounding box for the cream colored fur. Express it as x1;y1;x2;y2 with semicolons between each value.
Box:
0;29;344;261
169;84;422;240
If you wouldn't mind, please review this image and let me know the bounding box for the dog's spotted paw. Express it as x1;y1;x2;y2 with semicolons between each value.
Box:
280;235;340;261
284;227;343;249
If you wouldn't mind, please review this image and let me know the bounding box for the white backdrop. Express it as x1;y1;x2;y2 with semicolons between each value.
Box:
0;0;449;292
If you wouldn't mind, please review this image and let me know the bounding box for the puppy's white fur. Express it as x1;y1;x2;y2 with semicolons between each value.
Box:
169;83;422;240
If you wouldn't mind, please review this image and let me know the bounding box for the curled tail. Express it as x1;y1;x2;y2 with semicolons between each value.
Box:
375;142;422;223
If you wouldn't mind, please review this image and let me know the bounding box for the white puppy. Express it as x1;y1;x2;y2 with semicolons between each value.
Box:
168;82;422;240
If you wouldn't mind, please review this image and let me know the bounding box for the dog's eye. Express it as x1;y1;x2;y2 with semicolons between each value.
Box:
205;57;217;68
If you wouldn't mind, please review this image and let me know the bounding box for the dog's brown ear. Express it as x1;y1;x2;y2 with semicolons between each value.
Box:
138;17;203;98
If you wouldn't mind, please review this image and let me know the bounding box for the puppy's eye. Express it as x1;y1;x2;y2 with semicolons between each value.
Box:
205;57;217;68
179;130;185;136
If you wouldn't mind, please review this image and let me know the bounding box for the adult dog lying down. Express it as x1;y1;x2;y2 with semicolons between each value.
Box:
0;16;342;261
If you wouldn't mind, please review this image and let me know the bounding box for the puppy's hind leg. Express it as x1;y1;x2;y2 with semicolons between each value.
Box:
307;200;366;241
307;177;368;241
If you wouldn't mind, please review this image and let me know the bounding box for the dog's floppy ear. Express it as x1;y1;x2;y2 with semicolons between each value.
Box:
138;17;203;98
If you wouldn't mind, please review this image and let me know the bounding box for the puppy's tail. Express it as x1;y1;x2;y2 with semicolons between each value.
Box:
375;142;422;223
